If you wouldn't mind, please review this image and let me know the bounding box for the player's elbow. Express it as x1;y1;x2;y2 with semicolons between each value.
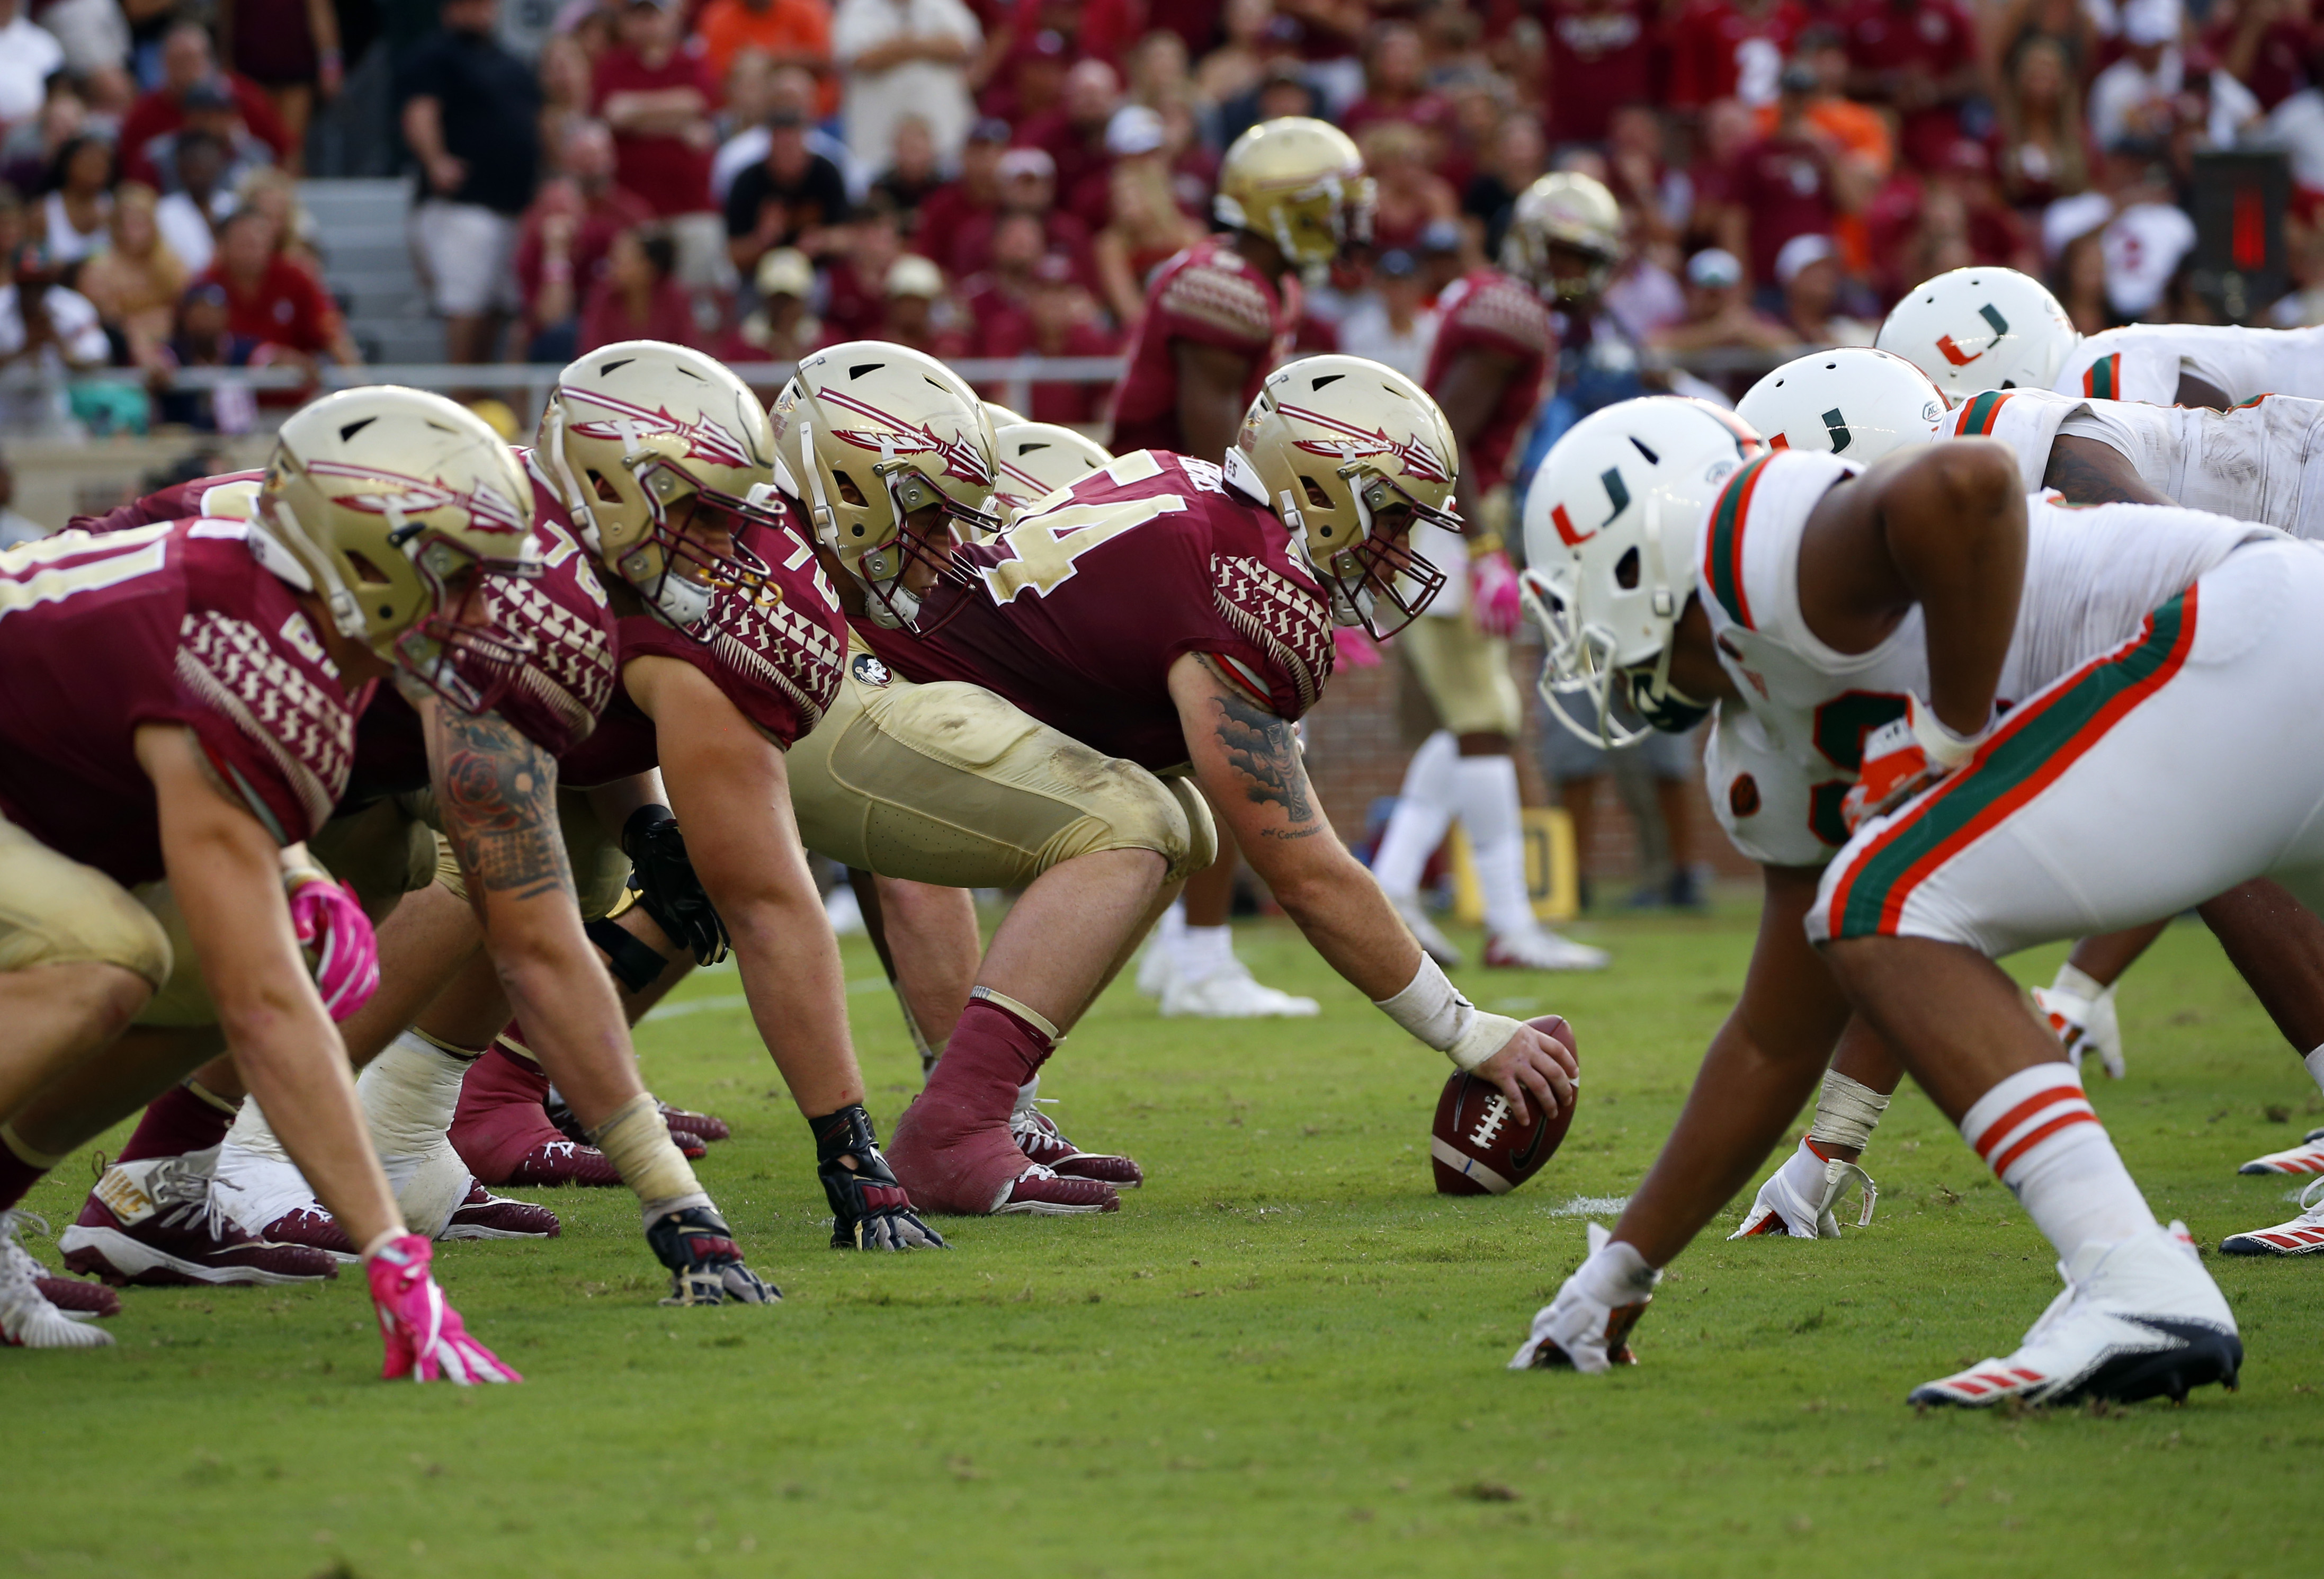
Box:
1915;438;2022;520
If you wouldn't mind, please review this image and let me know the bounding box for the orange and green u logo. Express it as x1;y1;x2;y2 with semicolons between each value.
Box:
1820;586;2200;940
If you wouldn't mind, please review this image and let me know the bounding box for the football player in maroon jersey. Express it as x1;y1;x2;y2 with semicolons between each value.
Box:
0;388;520;1378
1107;114;1379;1018
778;342;1580;1217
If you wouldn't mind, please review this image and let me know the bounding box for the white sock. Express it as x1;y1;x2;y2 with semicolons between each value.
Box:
221;1096;288;1163
1960;1063;2152;1265
1452;753;1533;937
1179;924;1236;983
1154;899;1186;961
1373;731;1459;898
356;1030;484;1237
2305;1044;2324;1099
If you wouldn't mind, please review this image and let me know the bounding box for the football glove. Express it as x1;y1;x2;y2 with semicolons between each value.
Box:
812;1105;947;1251
622;805;729;967
286;871;379;1022
1840;695;1986;834
1508;1223;1658;1373
647;1203;780;1306
364;1234;521;1384
2033;964;2126;1080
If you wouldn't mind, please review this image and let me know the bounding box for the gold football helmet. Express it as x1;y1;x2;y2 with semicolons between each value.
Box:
539;340;786;637
1236;354;1460;638
1214;117;1373;272
1503;171;1623;301
988;416;1111;524
771;341;1002;630
255;385;539;712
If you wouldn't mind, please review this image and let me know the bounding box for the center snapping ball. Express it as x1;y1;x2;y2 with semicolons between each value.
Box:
1430;1015;1579;1196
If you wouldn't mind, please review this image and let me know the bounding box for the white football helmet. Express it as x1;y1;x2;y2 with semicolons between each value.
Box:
1875;267;2079;402
1519;396;1763;747
1737;348;1948;464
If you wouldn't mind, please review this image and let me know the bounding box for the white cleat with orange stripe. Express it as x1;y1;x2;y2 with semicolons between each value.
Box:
2221;1180;2324;1256
2237;1134;2324;1175
1907;1221;2240;1408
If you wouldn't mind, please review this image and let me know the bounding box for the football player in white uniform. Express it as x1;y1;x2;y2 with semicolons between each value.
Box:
1505;395;2304;1406
1737;347;2324;1248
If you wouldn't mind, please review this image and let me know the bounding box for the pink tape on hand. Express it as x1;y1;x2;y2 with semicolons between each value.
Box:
364;1234;523;1385
290;878;380;1023
1470;550;1522;639
1332;625;1383;669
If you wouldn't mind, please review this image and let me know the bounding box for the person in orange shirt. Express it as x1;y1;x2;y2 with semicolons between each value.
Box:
697;0;835;113
1752;33;1890;278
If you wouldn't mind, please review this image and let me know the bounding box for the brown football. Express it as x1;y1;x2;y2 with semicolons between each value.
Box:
1430;1015;1579;1196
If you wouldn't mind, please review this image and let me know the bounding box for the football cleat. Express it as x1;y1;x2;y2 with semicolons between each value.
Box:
1160;958;1320;1019
2221;1179;2324;1255
994;1164;1121;1215
1393;895;1465;971
1;1211;113;1349
1729;1139;1878;1240
547;1091;729;1147
647;1205;780;1305
61;1154;336;1286
2238;1138;2324;1175
3;1215;118;1318
811;1105;946;1251
1509;1224;1658;1372
1134;939;1175;998
1011;1089;1143;1189
889;1096;1121;1216
440;1184;560;1241
2031;971;2125;1080
451;1046;623;1188
1907;1221;2240;1408
1482;926;1610;972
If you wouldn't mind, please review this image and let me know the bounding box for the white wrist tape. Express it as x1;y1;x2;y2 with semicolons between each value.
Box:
2049;961;2107;1003
1373;956;1522;1070
587;1091;705;1214
1908;693;1987;771
1805;1068;1891;1154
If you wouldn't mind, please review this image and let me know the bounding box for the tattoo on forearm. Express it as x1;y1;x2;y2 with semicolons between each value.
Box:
430;707;575;905
1206;674;1320;841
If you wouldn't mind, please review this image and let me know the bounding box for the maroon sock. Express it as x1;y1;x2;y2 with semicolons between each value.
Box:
114;1081;240;1164
923;997;1054;1124
0;1127;55;1214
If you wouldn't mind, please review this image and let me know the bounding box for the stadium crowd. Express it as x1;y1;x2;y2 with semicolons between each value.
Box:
0;0;2318;434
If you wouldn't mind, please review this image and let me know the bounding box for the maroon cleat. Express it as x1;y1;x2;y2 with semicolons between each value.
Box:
257;1203;356;1259
441;1183;560;1240
658;1101;729;1144
1011;1099;1143;1189
889;1098;1118;1216
36;1275;118;1317
59;1156;337;1286
452;1045;624;1188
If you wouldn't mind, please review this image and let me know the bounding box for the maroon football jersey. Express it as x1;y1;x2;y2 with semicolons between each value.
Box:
539;454;848;787
1106;237;1297;458
73;471;266;535
858;449;1336;771
0;519;360;885
1423;269;1554;497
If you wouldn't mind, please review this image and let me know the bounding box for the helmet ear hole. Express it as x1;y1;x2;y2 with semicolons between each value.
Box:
1615;547;1641;591
1299;475;1333;508
833;470;868;507
587;470;621;504
345;549;392;585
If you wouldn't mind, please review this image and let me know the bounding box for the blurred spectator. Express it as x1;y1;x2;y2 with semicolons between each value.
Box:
1215;60;1320;150
1751;28;1892;179
980;25;1070;128
1266;0;1365;113
1838;0;1981;171
1997;36;2091;209
1343;21;1448;139
151;282;262;432
834;0;980;171
1996;0;2100;85
143;80;273;199
2170;42;2264;162
725;104;849;274
78;183;185;364
236;167;326;281
696;0;833;92
819;197;907;336
401;0;540;364
1544;1;1655;146
1012;255;1115;422
214;0;344;171
0;186;108;429
596;0;721;281
0;449;42;546
713;63;860;202
1605;102;1688;252
1021;58;1119;201
1666;0;1810;111
959;206;1042;347
121;22;295;185
31;0;131;120
1091;153;1197;324
199;206;359;368
1063;100;1158;227
947;145;1091;281
2044;139;2196;317
2210;0;2324;115
1603;246;1686;343
736;244;820;355
539;37;600;163
916;114;1007;249
579;225;697;348
1463;111;1543;260
2;93;87;197
1772;233;1875;342
2090;0;2189;150
1362;121;1455;252
1125;30;1189;111
1334;247;1436;378
1682;95;1757;252
0;0;64;135
154;131;234;276
870;113;946;227
874;250;968;354
517;120;654;361
1191;0;1275;115
1723;64;1858;287
2053;226;2114;333
35;135;112;269
1648;245;1793;353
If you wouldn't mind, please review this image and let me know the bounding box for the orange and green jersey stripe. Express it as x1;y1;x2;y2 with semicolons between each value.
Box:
2082;353;2121;399
1702;452;1776;630
1821;586;2200;940
1955;389;2014;436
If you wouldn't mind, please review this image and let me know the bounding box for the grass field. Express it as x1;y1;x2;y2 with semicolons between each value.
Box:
6;897;2319;1578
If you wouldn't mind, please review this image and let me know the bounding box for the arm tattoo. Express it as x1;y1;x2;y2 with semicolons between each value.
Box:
1204;665;1320;841
428;704;575;906
2042;438;2170;507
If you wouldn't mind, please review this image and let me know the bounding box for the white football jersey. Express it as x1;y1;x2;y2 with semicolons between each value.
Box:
1952;385;2324;540
2052;323;2324;406
1696;449;2275;867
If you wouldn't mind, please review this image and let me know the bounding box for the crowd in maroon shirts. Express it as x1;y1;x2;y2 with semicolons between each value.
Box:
5;0;2324;431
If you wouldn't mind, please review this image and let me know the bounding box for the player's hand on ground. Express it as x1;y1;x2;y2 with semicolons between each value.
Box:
288;873;379;1022
364;1234;522;1384
1470;548;1523;638
815;1104;947;1251
1472;1019;1578;1128
648;1204;781;1305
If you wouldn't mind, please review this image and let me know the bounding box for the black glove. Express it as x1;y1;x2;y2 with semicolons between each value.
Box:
622;805;729;967
646;1203;780;1306
810;1106;948;1252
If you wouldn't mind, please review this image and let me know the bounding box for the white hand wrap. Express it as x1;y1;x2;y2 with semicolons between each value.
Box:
1805;1068;1891;1155
1373;956;1524;1072
1907;693;1987;772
